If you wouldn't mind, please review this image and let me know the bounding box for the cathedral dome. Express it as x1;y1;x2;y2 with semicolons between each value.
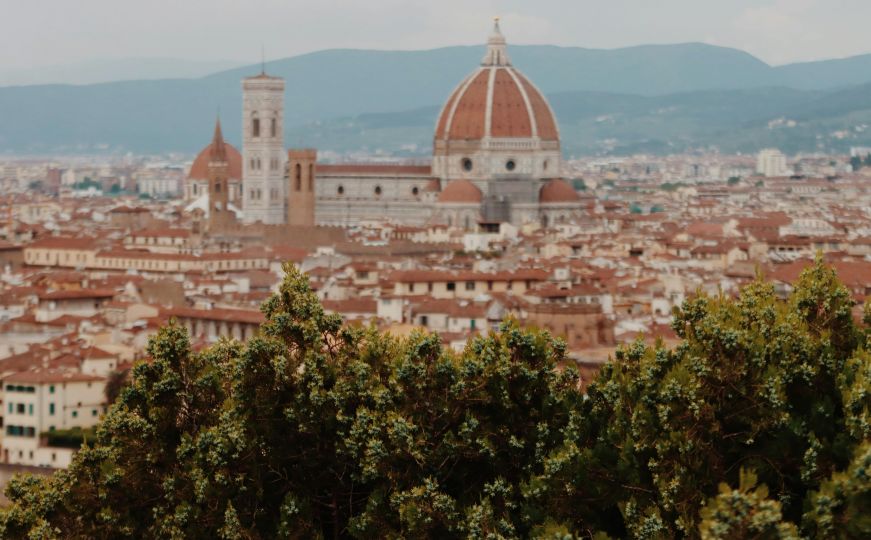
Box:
437;179;483;204
188;141;243;180
539;179;580;203
434;20;559;144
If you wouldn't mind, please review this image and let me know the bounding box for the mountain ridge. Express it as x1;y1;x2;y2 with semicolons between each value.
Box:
3;43;871;155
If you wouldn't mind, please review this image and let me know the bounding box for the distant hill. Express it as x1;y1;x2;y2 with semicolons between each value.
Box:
287;85;871;157
2;43;871;155
0;58;244;87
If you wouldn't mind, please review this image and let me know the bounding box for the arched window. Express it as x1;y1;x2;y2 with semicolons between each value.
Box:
337;185;344;195
308;164;314;191
374;185;382;196
192;184;197;195
270;118;277;137
411;186;419;196
295;163;302;191
215;181;221;193
251;112;260;137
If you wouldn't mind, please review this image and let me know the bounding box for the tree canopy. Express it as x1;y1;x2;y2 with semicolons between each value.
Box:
1;261;869;539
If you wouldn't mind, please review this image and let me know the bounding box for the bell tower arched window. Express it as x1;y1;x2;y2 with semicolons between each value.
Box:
251;112;260;137
270;118;277;138
295;163;302;191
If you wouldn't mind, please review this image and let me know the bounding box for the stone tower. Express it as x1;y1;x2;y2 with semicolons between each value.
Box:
286;149;317;227
207;117;233;232
241;70;286;224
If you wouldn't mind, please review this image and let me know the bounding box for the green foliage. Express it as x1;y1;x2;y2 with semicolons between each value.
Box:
529;259;871;538
41;427;97;449
698;469;799;539
1;260;868;539
104;367;130;404
73;177;100;190
802;442;871;538
727;176;741;185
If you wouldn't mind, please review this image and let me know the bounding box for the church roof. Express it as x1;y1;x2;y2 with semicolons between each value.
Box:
434;20;560;143
539;179;581;203
188;140;242;180
437;179;483;204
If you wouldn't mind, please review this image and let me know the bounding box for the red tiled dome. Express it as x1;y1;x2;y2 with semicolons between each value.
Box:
437;180;483;204
188;142;242;180
539;179;580;203
434;22;559;144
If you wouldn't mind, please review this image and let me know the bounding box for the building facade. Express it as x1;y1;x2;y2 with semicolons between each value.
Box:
241;72;286;225
187;21;584;230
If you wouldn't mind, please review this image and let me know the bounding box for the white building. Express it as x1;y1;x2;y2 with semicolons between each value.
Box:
2;370;106;467
757;148;790;177
241;71;286;224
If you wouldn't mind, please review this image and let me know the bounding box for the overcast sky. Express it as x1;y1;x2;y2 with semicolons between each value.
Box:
2;0;869;70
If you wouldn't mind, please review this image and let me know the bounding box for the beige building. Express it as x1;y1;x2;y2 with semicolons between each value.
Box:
2;370;106;468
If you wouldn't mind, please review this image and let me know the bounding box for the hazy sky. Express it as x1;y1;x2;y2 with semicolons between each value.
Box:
3;0;870;69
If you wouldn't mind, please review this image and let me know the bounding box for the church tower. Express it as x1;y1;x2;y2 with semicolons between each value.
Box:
286;149;317;227
207;117;233;232
241;69;286;224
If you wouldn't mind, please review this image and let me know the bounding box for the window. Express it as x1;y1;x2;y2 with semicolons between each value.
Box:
465;281;475;291
270;117;277;137
7;402;11;414
295;163;302;191
408;283;414;293
49;403;55;415
72;410;78;418
411;186;419;196
215;181;221;193
252;113;260;137
506;159;516;171
309;164;314;191
16;404;24;414
446;282;456;291
28;404;33;416
337;185;344;195
487;280;493;291
543;160;548;171
92;409;98;417
462;158;473;172
374;185;382;196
